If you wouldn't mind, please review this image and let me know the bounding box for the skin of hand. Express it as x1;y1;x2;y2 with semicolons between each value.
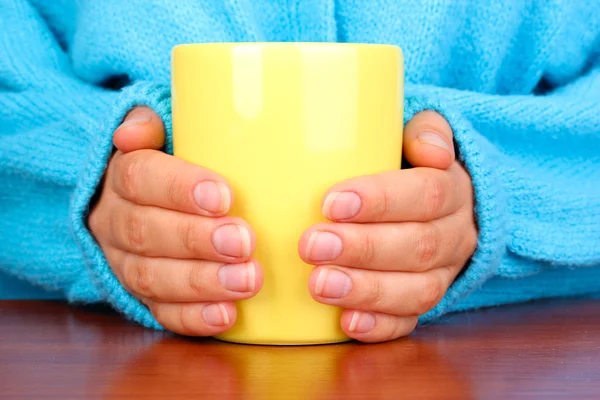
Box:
89;107;477;342
298;110;478;343
89;107;264;337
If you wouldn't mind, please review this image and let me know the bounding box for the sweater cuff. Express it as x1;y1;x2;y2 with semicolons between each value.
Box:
402;95;509;323
69;81;171;329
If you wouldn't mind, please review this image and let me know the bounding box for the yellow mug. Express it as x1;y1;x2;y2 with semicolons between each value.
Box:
172;43;403;345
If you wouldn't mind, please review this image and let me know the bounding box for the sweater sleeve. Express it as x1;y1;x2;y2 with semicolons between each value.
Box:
0;1;168;328
411;64;600;322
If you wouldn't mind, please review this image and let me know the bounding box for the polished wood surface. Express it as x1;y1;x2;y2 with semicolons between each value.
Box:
0;299;599;399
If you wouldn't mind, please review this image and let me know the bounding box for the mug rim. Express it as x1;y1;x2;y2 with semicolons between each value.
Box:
172;42;402;53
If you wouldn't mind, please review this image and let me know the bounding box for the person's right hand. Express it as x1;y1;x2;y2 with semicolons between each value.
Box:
89;107;263;336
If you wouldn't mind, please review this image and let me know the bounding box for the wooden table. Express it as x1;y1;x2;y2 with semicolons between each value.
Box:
0;299;599;399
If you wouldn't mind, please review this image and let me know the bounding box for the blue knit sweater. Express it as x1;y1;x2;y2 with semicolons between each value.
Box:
1;0;599;328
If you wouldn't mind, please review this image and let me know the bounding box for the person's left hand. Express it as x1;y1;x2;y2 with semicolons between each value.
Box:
298;111;478;343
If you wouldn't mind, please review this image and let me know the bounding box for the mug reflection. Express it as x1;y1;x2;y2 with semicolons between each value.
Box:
105;336;471;399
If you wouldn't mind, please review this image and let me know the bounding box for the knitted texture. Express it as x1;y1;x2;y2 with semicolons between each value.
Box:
1;0;599;327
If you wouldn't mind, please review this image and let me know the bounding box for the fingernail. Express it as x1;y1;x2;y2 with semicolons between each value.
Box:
218;261;256;292
213;224;251;257
314;268;352;298
194;181;230;214
348;311;376;333
322;192;361;220
120;111;151;127
305;231;343;262
417;131;452;153
202;303;230;326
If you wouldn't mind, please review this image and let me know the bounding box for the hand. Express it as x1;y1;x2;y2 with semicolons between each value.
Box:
89;107;263;336
299;111;477;343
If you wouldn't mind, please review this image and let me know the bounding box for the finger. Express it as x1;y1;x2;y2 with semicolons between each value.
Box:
110;149;233;216
299;213;476;272
321;164;469;223
403;110;455;169
106;249;263;303
308;265;458;316
108;196;254;261
341;310;417;343
147;301;236;337
113;107;166;152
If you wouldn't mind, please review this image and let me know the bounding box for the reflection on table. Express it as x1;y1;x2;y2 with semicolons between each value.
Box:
0;299;599;399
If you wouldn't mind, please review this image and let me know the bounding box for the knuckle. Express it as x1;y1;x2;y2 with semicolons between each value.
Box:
367;278;387;309
423;173;446;219
180;220;203;255
388;318;412;341
372;191;390;222
368;173;393;222
418;274;444;314
357;233;378;267
455;209;478;263
464;227;479;256
188;264;207;296
88;207;101;236
118;153;145;201
150;303;167;327
123;257;156;300
416;224;441;271
107;212;119;244
179;305;201;336
127;257;156;299
165;172;183;207
124;209;148;253
406;317;419;334
400;317;419;337
88;194;112;240
385;329;398;342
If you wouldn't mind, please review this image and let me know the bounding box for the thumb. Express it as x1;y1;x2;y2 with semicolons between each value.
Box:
403;110;455;170
113;106;165;153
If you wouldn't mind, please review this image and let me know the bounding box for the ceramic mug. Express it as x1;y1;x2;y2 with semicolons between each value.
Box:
172;42;403;345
